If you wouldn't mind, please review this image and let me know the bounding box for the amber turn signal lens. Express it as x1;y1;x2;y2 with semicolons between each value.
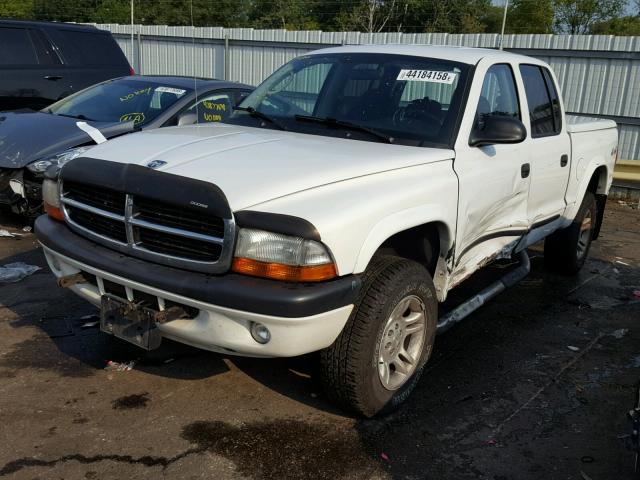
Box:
232;257;337;282
44;202;65;222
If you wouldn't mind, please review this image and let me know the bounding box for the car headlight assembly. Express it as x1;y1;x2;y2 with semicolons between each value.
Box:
231;228;337;282
41;165;64;221
27;146;92;174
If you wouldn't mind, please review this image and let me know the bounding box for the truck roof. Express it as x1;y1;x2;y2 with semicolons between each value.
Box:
310;44;542;66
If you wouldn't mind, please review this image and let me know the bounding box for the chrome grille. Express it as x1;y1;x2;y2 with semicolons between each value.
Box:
60;181;235;273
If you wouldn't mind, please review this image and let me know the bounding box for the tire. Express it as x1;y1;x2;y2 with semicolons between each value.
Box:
319;255;437;417
544;191;597;275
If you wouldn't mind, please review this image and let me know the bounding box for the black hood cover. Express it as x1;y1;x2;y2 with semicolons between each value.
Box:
0;111;135;169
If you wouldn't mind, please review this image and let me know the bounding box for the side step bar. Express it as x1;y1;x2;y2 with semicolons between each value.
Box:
436;250;531;334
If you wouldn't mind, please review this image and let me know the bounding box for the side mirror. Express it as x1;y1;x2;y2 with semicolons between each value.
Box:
469;116;527;147
177;112;197;126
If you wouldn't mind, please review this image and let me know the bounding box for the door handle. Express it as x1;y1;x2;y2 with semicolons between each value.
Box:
521;163;530;178
560;154;568;167
43;75;63;81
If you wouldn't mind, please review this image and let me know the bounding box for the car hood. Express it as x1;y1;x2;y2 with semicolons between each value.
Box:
84;123;455;211
0;111;135;168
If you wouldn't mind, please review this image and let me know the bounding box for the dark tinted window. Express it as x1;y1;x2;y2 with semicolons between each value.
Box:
519;64;556;137
0;27;38;65
30;29;61;65
542;68;562;133
57;30;125;66
476;64;520;123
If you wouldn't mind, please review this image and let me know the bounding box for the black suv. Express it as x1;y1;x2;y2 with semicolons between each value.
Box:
0;20;132;111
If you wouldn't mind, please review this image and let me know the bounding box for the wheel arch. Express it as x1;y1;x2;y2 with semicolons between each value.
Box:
354;211;454;301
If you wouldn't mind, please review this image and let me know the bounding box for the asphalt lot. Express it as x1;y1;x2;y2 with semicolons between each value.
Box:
0;201;638;480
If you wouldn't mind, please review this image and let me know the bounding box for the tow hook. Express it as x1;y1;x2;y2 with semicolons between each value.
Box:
153;306;189;324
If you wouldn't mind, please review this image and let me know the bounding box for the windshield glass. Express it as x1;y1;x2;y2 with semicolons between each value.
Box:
226;53;470;147
46;79;191;126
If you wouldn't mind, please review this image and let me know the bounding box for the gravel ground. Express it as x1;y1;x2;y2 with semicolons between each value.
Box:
0;200;638;480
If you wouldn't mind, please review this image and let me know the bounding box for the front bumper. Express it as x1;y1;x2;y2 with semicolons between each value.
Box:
35;216;360;357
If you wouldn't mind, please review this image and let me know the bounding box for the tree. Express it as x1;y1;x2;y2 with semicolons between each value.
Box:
553;0;626;34
506;0;554;34
337;0;398;33
0;0;34;19
591;15;640;35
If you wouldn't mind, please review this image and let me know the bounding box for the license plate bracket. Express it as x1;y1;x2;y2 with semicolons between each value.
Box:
100;295;162;350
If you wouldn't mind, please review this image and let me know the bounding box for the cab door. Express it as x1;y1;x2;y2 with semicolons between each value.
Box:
451;62;530;285
518;64;571;224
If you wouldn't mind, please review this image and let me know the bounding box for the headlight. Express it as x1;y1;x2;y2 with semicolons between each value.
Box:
42;175;63;221
27;146;92;174
231;228;337;282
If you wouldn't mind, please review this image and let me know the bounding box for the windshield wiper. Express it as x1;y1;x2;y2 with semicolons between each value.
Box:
54;113;92;121
233;106;287;131
294;115;394;144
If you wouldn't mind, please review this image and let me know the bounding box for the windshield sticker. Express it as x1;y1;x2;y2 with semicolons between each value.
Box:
156;86;187;95
396;70;457;84
120;112;145;124
119;87;152;102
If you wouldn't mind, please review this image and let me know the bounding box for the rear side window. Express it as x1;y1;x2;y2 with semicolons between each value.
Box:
56;30;125;66
476;64;520;121
519;64;560;137
542;68;562;133
0;27;38;65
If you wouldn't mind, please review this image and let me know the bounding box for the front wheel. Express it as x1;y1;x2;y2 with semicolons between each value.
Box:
544;191;597;275
319;255;437;417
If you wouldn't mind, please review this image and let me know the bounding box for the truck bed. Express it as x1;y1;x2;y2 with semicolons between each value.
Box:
567;115;617;134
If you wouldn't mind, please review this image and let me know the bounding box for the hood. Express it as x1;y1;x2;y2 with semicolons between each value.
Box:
0;111;135;168
84;123;455;211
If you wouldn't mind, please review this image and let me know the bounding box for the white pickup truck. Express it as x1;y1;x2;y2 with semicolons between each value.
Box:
36;45;618;416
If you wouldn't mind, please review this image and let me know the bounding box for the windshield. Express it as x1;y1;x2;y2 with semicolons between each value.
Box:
226;53;470;147
46;79;191;126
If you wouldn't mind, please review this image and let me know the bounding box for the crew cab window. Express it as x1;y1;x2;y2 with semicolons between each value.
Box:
542;68;562;133
519;64;560;137
187;92;234;123
0;27;38;65
476;64;520;121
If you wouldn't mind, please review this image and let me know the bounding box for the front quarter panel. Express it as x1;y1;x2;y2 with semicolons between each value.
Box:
242;160;458;277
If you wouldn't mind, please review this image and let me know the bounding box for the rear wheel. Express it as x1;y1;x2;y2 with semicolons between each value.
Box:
544;191;597;275
319;255;437;417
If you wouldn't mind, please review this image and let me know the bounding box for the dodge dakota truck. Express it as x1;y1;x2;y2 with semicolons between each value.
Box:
35;45;618;417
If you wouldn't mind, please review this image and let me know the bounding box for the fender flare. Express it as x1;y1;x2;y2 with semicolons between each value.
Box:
353;204;454;274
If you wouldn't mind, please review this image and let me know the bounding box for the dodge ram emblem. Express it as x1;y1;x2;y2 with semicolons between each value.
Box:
147;160;167;169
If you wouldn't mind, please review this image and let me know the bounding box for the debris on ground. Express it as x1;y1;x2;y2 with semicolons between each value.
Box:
380;452;390;461
0;229;22;238
567;346;580;352
610;328;628;339
22;226;32;233
0;262;40;283
580;470;593;480
104;360;137;372
633;290;640;299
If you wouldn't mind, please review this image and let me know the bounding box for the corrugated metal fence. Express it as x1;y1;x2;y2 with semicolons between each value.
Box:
95;24;640;161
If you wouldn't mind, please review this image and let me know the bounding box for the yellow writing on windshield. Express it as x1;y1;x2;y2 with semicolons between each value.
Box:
203;113;223;122
120;112;145;124
203;101;227;111
120;87;152;102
